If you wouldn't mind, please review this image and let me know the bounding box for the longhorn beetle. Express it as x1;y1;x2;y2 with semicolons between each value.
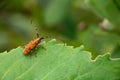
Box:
23;27;48;55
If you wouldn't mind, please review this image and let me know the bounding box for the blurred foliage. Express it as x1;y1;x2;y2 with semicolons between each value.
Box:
87;0;120;31
0;0;120;58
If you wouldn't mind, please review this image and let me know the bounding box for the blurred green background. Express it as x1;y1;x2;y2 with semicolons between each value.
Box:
0;0;120;58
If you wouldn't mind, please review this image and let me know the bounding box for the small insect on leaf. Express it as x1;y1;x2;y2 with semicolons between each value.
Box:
23;26;49;55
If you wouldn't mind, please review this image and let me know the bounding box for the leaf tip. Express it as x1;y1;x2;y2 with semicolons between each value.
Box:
94;52;111;61
79;45;84;50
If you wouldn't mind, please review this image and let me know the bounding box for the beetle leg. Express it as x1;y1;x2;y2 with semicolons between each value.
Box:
40;45;46;50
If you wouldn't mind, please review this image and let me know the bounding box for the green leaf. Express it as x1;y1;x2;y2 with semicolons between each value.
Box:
0;39;120;80
44;0;71;26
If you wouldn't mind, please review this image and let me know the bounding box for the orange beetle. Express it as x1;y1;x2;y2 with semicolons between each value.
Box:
23;37;44;55
23;28;47;55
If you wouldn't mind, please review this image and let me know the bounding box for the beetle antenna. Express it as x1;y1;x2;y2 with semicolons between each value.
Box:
30;19;40;38
35;26;40;38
